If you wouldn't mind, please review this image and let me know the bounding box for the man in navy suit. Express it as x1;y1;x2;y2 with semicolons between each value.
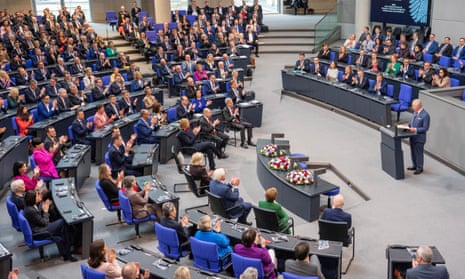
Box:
352;69;369;90
135;109;160;144
370;73;387;95
37;95;59;121
452;37;465;60
24;79;44;103
108;134;141;178
422;34;439;55
245;25;259;57
71;110;92;145
406;246;449;279
407;99;430;174
399;58;415;79
204;74;220;95
176;96;194;120
321;194;352;245
294;52;310;73
209;168;252;225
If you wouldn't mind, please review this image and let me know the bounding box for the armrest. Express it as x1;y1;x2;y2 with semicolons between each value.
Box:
220;252;231;263
225;204;242;213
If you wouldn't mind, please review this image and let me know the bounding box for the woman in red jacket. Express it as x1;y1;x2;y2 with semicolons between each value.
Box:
15;105;34;136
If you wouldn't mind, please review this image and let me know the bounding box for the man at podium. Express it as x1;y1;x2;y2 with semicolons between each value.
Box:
407;99;430;175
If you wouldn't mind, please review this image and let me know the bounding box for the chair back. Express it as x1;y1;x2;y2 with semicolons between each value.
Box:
171;145;185;174
253;206;281;233
105;11;117;21
450;78;460;87
81;263;106;279
18;210;39;248
398;84;413;105
6;196;21;231
104;151;112;169
118;190;134;225
318;219;349;243
368;79;375;91
29;155;37;170
183;166;206;197
155;223;184;259
68;125;75;143
30;109;38;122
438;56;451;67
462;89;465;101
231;253;265;279
190;236;225;273
101;75;111;86
86;116;94;131
167;107;177;123
423;53;433;63
206;191;229;218
96;180;119;211
282;272;318;279
146;31;157;43
11;117;19;135
386;84;394;98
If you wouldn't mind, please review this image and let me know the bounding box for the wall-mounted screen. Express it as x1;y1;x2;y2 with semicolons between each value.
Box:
370;0;432;26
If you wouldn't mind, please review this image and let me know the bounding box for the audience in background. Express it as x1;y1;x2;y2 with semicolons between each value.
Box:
285;242;325;279
406;246;449;278
12;161;43;191
87;239;122;278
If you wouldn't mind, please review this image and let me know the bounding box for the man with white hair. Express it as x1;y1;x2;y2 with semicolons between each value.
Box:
240;267;258;279
121;262;150;279
406;245;449;279
407;99;430;175
320;194;352;244
10;179;26;210
209;168;251;225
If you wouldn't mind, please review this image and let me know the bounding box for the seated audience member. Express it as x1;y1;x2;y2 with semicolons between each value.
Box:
15;67;32;86
309;57;323;76
194;62;208;82
418;62;434;84
121;262;150;279
178;118;221;168
423;34;438;55
0;70;14;89
191;88;211;113
368;52;380;72
13;161;43;192
72;110;93;144
432;68;451;88
92;79;110;101
44;126;70;165
184;77;198;99
355;49;368;68
343;34;357;49
452;37;465;60
94;104;115;130
98;163;124;205
382;39;396;55
241;267;258;279
228;80;248;104
37;95;58;121
160;202;191;245
108;134;141;177
119;90;137;115
406;245;449;279
32;137;59;179
361;34;374;52
15;105;34;136
325;61;338;82
433;36;453;63
199;108;229;157
341;65;353;85
385;55;401;76
7;88;24;109
23;190;77;262
285;242;325;279
320;194;352;245
24;80;44;104
109;74;125;96
337;46;348;64
106;95;124;120
174;266;190;279
258;187;290;234
143;86;158;112
222;98;254;148
295;52;310;73
130;71;149;92
317;43;330;60
216;61;229;80
370;73;387;95
413;44;423;61
194;215;232;258
136;109;160;144
87;239;122;277
234;229;276;279
373;38;384;54
399;58;415;79
189;152;212;190
57;88;80;112
351;69;369;90
204;74;220;95
68;85;87;106
123;175;161;218
398;42;410;59
209;168;251;224
177;96;195;120
83;68;96;90
152;103;167;125
10;179;27;210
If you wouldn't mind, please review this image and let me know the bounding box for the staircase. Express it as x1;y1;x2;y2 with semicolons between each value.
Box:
260;29;316;54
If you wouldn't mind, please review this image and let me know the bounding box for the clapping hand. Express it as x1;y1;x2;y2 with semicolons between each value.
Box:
108;248;116;262
150;116;158;126
213;119;220;126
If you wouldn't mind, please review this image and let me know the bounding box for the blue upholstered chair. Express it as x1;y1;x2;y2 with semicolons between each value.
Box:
190;236;232;273
18;210;57;259
154;223;190;260
231;252;268;279
391;84;413;121
95;180;121;225
118;190;156;237
6;196;21;231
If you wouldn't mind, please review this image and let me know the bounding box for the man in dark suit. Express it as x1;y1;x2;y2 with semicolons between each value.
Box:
452;37;465;60
160;202;192;246
294;52;310;72
399;58;415;79
309;57;323;76
24;80;44;103
245;25;259;57
57;88;79;112
108;135;141;178
135;109;160;144
69;57;86;75
37;95;59;121
406;99;430;174
15;67;32;86
71;110;92;145
199;108;229;157
91;78;110;101
285;242;325;279
418;62;434;85
222;98;254;148
45;78;61;98
118;90;137;115
352;69;369;90
105;95;124;120
184;77;197;99
209;168;252;225
406;246;449;279
423;33;439;55
176;96;194;120
44;126;70;165
34;62;50;81
355;49;369;68
204;74;220;95
320;194;352;245
370;73;387;95
433;36;453;63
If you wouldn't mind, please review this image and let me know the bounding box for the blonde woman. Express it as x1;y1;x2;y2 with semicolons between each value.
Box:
190;152;211;190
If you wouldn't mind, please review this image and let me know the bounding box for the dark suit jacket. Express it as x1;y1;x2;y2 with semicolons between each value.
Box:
209;179;243;217
135;118;159;144
34;69;50;81
356;55;368;67
204;80;218;95
23;205;49;234
419;69;434;84
405;264;449;279
321;208;352;228
15;73;31;86
437;43;453;57
177;129;199;147
70;63;85;75
160;217;189;243
370;80;388;95
91;86;107;101
54;64;67;77
399;65;415;78
108;144;131;173
452;45;465;59
105;103;121;119
176;104;193;120
353;76;369;90
190;164;210;187
68;93;82;106
118;98;136;115
294;59;310;72
408;109;430;144
71;118;90;144
24;87;41;103
109;82;123;95
309;63;324;76
199;116;215;137
57;97;72;112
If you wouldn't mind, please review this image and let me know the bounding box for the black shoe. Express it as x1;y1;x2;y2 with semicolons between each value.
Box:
240;143;248;149
219;152;229;159
407;167;416;171
248;141;256;147
255;54;260;57
244;221;252;226
65;256;78;262
413;170;423;175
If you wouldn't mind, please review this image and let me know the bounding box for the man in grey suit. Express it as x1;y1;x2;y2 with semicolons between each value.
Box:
406;246;449;279
407;99;430;175
285;242;325;279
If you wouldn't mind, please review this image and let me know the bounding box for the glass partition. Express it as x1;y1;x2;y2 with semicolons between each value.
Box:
314;4;339;50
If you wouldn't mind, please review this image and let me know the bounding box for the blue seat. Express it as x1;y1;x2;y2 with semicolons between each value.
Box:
101;75;111;86
282;272;318;279
168;22;178;30
155;223;190;260
96;180;121;225
86;116;94;131
462;89;465;101
30;156;52;183
68;125;75;143
391;84;413;121
329;51;336;61
6;196;21;231
438;56;451;67
186;15;196;25
386;84;394;98
10;117;18;135
25;59;33;69
30;109;38;122
167;107;177;123
322;188;340;208
450;78;460;87
118;190;156;237
346;54;353;65
368;79;375;92
80;263;106;279
146;31;158;44
138;11;148;21
423;53;433;63
18;210;57;259
337;71;343;82
105;11;118;30
190;236;232;273
231;253;267;279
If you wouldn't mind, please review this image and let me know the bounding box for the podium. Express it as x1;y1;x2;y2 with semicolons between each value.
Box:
380;127;414;179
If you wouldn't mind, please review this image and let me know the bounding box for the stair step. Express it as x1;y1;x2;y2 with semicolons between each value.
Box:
262;37;315;44
260;45;315;53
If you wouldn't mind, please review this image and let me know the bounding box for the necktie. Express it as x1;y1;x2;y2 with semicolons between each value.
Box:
439;44;447;55
113;105;119;118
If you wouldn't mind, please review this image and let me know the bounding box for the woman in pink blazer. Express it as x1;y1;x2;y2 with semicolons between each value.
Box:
31;137;58;179
93;104;115;130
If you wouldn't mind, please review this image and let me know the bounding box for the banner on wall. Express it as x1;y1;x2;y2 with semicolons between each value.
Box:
370;0;432;26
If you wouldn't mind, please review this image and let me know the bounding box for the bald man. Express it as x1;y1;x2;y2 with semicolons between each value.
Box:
320;194;352;244
406;246;449;279
121;262;150;279
407;99;430;175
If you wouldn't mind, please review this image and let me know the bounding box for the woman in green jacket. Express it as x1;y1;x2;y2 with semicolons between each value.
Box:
258;187;291;234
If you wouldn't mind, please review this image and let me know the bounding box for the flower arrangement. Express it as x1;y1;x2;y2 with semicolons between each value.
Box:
260;144;286;157
286;169;314;185
268;156;293;171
